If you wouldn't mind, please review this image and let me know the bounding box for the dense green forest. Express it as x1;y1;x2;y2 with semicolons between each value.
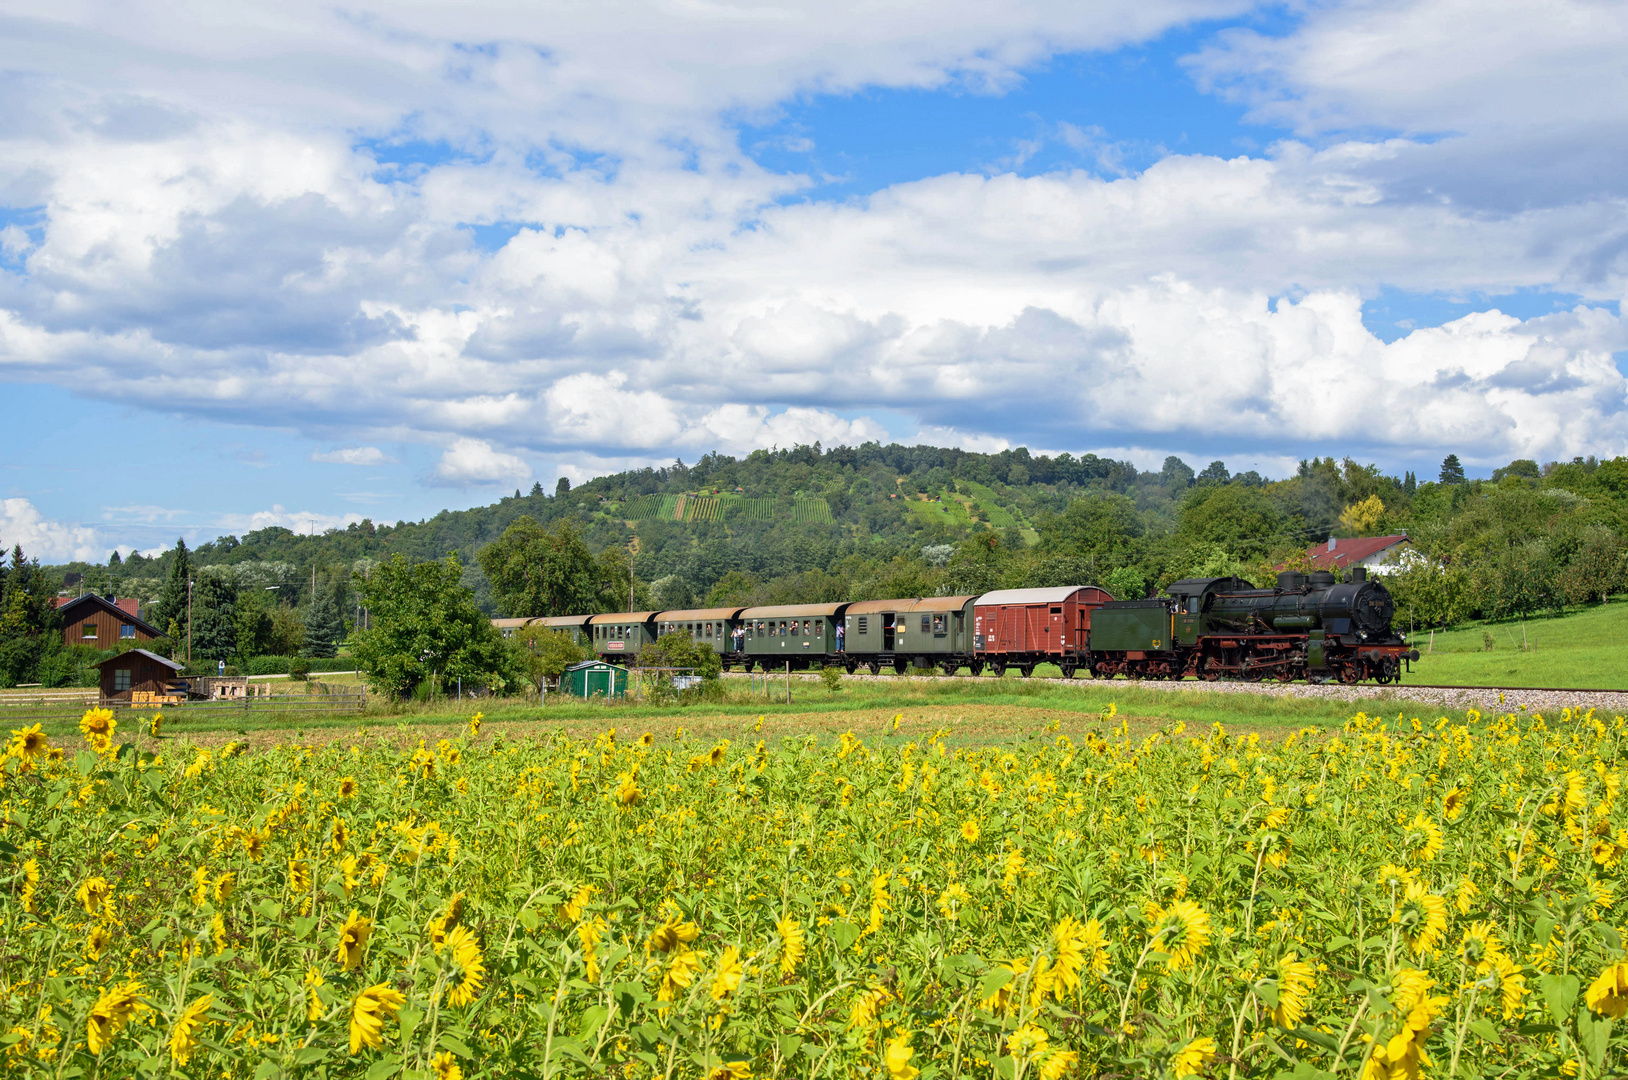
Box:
5;442;1627;686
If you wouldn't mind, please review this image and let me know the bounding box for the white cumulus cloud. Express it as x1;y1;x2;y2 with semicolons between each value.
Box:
213;505;365;535
0;0;1624;489
0;498;107;562
311;446;397;466
431;438;533;487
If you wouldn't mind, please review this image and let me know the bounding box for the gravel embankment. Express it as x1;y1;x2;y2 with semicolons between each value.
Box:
723;671;1628;714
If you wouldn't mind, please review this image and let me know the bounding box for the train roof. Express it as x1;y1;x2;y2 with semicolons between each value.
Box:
740;602;848;618
846;596;976;614
655;607;748;621
975;586;1112;605
587;611;660;624
492;615;592;629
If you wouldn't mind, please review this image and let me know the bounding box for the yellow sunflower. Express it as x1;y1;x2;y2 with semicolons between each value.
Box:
444;925;486;1007
777;917;805;975
1394;879;1448;957
710;945;744;1001
1586;963;1628;1018
86;982;143;1056
1171;1035;1217;1078
884;1030;919;1080
335;910;373;972
1149;900;1212;971
349;984;405;1054
168;995;213;1065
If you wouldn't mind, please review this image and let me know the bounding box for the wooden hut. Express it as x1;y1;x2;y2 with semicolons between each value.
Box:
95;649;186;706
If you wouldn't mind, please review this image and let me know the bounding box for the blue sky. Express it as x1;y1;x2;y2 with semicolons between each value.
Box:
2;1;1626;560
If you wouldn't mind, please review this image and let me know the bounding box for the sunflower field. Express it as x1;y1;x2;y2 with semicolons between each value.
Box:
6;703;1628;1079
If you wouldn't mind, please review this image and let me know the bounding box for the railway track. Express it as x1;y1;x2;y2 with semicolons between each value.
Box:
724;670;1628;709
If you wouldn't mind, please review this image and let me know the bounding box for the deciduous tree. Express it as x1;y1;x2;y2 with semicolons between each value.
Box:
351;554;519;698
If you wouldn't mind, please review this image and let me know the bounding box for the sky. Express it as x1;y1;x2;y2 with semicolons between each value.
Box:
2;0;1627;561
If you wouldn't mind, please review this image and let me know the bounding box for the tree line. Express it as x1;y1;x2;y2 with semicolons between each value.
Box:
11;443;1628;687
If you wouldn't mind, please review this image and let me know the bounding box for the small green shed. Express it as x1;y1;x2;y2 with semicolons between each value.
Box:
562;659;627;700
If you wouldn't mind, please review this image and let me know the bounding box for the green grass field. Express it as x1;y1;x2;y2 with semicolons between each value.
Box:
1399;599;1628;688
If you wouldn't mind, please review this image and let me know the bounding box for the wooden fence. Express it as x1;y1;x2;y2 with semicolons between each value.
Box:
0;689;101;708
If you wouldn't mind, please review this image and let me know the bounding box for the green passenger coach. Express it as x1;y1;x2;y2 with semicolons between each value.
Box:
739;603;847;671
655;607;750;656
842;596;978;675
590;612;660;661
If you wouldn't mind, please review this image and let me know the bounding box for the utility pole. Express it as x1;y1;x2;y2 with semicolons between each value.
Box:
187;578;194;663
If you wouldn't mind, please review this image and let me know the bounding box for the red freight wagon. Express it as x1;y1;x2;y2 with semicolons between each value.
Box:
973;586;1114;678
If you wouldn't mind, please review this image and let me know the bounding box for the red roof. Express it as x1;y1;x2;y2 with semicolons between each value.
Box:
1296;534;1410;570
55;595;141;616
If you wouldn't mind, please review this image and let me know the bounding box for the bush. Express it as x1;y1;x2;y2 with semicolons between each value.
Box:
288;657;312;681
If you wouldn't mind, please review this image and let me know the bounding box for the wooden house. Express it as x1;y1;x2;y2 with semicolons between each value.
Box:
95;649;186;705
55;594;161;649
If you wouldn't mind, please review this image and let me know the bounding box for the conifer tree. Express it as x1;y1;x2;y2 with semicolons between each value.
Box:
302;587;342;658
153;539;192;637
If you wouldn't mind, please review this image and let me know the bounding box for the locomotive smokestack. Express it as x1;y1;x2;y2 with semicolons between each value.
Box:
1351;567;1367;583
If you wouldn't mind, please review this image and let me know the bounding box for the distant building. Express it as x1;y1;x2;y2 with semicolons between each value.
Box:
54;594;161;649
1285;534;1413;573
95;648;185;705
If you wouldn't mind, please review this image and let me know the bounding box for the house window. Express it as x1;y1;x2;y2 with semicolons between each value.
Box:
82;624;98;640
121;624;135;639
113;669;132;691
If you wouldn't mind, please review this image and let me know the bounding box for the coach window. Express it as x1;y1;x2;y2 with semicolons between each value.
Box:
921;615;931;633
814;620;823;635
933;614;946;635
802;620;810;635
705;623;713;639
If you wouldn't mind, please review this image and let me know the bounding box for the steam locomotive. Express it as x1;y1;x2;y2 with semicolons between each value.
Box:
1087;568;1419;685
494;568;1418;685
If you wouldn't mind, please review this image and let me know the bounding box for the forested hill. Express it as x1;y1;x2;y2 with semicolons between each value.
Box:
35;443;1628;630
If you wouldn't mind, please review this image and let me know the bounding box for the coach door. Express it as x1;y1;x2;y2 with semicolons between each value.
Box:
882;613;896;652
